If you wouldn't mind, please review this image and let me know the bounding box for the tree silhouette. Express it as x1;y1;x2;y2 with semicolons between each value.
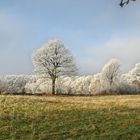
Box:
120;0;136;7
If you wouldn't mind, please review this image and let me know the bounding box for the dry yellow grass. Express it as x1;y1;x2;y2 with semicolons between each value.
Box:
0;95;140;140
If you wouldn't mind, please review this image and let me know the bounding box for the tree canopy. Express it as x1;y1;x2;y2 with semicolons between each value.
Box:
32;40;77;94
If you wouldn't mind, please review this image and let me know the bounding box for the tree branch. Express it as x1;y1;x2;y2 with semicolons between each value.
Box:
120;0;136;7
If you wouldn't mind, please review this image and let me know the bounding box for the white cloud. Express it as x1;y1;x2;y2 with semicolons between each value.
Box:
78;37;140;75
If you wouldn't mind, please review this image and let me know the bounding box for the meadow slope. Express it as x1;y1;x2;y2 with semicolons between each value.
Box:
0;95;140;140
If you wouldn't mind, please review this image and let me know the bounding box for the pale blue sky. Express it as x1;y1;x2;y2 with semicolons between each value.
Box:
0;0;140;75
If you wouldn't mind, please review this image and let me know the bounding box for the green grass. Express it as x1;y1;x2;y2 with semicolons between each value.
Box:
0;95;140;140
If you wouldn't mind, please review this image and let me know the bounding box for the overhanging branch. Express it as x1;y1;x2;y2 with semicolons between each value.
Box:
120;0;136;7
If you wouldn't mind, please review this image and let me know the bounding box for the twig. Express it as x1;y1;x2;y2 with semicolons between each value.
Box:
120;0;136;7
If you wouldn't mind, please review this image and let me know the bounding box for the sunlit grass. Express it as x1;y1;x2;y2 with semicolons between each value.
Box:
0;95;140;140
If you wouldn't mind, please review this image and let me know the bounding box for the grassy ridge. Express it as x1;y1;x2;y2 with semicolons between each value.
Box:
0;95;140;140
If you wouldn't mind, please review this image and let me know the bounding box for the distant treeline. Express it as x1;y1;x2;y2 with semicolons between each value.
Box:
0;59;140;95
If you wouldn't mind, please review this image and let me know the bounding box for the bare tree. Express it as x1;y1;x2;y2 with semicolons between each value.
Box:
120;0;136;7
32;40;77;95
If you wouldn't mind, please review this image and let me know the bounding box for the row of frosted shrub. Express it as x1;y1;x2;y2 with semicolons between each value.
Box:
0;59;140;95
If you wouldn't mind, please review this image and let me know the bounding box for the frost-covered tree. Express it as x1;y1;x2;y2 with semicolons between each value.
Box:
56;76;93;95
120;63;140;94
0;75;30;94
32;40;77;94
25;76;52;94
101;59;121;93
89;73;103;95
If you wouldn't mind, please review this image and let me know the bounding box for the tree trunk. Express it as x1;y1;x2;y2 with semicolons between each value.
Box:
52;78;56;95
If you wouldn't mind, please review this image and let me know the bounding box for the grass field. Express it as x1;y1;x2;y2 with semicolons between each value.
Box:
0;95;140;140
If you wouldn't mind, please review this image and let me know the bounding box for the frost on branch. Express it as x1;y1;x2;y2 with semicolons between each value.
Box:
0;75;30;94
0;58;140;95
32;40;77;94
120;63;140;94
100;59;121;94
89;73;103;95
25;75;52;94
